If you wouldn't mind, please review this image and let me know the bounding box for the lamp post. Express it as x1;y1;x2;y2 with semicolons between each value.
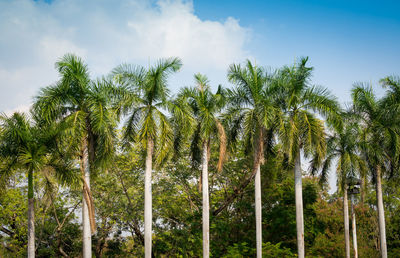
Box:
347;177;361;258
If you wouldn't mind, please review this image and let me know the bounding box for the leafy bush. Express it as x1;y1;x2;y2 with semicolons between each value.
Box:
223;242;295;257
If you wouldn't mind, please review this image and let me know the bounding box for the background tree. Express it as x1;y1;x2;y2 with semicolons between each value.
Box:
380;76;400;256
311;118;366;258
34;54;117;258
227;60;279;258
276;57;340;258
0;112;74;257
178;73;227;257
352;83;400;258
112;57;187;258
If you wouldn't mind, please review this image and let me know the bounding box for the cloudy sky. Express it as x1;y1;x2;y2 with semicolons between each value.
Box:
1;0;400;190
0;0;252;114
2;0;399;113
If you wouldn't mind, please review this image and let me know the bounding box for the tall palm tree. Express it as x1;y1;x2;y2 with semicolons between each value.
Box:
112;57;186;258
178;73;227;257
380;75;400;178
34;54;117;258
380;76;400;111
0;112;74;258
311;120;366;258
277;57;341;258
227;60;279;258
352;83;400;258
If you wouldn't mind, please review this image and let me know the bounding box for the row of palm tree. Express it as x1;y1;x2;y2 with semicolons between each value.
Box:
1;53;398;257
311;78;400;258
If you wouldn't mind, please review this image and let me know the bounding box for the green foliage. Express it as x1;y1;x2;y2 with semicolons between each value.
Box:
223;242;295;257
1;54;400;258
0;175;82;257
0;134;396;257
305;192;380;257
178;73;227;169
223;242;254;257
0;180;27;257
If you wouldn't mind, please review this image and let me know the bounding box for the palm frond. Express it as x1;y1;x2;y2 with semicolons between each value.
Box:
215;119;227;172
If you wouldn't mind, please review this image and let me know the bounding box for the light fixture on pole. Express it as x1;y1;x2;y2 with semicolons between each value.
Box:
347;177;361;258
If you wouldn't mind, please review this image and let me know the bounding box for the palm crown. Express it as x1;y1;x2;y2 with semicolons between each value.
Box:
276;57;340;164
112;57;185;165
35;54;117;169
311;118;366;190
179;73;227;171
0;112;74;186
227;60;279;165
352;83;399;175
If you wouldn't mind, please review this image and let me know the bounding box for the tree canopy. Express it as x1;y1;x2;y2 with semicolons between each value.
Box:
1;54;399;257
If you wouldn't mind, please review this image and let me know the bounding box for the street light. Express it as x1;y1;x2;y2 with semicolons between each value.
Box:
347;177;361;258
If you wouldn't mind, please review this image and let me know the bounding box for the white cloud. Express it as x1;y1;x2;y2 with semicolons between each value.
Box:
40;37;87;64
0;0;251;112
3;104;31;117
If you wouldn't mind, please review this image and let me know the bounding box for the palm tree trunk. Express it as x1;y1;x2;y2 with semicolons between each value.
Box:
198;172;202;193
202;141;210;258
254;127;263;258
376;166;387;258
351;195;358;258
82;138;92;258
360;175;366;205
255;162;262;258
27;169;35;258
344;184;350;258
145;138;153;258
294;151;304;258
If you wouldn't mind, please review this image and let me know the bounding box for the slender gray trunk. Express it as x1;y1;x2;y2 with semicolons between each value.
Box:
27;167;35;258
351;195;358;258
255;162;262;258
145;139;153;258
376;166;387;258
202;141;210;258
294;151;304;258
360;175;366;205
344;184;350;258
254;127;263;258
198;171;202;193
28;198;35;258
82;139;91;258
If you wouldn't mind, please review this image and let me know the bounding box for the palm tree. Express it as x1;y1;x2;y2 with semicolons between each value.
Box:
311;119;366;258
227;60;279;258
112;57;186;258
178;73;227;257
380;76;400;111
34;54;117;258
277;57;341;258
0;112;74;258
380;76;400;180
352;83;400;258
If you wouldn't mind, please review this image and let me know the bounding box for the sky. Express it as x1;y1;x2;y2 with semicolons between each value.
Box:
1;0;399;192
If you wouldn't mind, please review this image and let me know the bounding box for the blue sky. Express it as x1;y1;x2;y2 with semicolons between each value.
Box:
0;0;399;191
1;0;399;109
194;0;400;103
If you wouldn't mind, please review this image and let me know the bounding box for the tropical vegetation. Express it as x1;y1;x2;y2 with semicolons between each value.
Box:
1;54;399;258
